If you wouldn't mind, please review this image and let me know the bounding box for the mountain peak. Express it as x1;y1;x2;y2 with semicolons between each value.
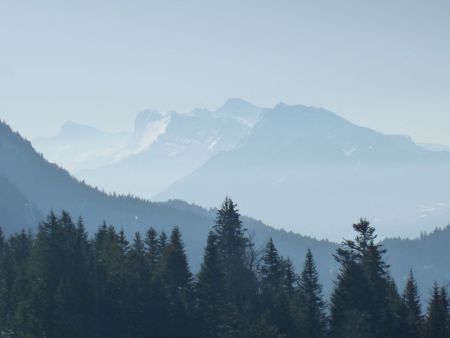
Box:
260;103;349;128
134;110;166;129
220;98;254;109
60;121;102;138
274;101;289;108
214;98;262;126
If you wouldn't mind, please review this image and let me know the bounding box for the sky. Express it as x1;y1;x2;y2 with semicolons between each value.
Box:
0;0;449;144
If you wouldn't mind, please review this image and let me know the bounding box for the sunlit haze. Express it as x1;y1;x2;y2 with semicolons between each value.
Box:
1;0;449;146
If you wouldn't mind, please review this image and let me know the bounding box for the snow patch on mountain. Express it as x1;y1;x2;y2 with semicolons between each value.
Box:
130;115;170;156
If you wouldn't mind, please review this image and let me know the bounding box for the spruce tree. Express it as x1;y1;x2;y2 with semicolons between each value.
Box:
440;286;450;336
195;231;224;338
330;219;392;338
160;227;192;291
214;197;249;265
260;238;284;293
126;232;150;337
259;238;296;337
28;212;94;338
159;231;168;252
0;229;34;336
386;278;408;337
298;249;327;338
145;227;161;273
143;229;168;338
93;222;128;338
425;283;449;338
402;270;423;338
213;197;257;337
283;258;297;294
159;227;194;338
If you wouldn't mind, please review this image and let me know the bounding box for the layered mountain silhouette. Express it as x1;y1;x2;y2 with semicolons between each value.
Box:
77;108;252;197
159;103;450;239
34;100;450;240
33;121;131;172
0;119;335;290
35;99;262;197
419;142;450;152
1;118;450;297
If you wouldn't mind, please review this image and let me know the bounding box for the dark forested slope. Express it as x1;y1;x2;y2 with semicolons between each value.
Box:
0;120;449;296
0;120;335;284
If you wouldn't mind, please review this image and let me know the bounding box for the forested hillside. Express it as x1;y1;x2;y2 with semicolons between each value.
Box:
0;120;336;288
1;119;450;298
0;176;42;234
0;199;447;338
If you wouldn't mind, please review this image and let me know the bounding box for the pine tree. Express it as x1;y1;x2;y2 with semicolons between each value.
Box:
145;227;161;273
259;238;296;337
402;270;423;338
160;227;192;291
441;286;450;336
142;229;168;338
0;229;34;336
214;197;249;265
126;232;150;337
159;231;168;251
195;231;224;338
212;197;257;337
260;238;284;293
159;227;194;338
93;222;128;338
70;217;95;336
26;212;95;338
283;258;297;294
425;283;449;338
298;249;327;338
385;278;408;337
330;219;392;338
118;228;129;257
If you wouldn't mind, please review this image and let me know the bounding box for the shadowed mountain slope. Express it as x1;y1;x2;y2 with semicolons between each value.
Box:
1;119;449;296
159;103;450;239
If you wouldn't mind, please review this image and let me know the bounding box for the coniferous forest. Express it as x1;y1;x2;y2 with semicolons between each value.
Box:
0;198;449;338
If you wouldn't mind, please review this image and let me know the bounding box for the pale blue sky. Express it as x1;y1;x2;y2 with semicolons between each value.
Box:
1;0;449;144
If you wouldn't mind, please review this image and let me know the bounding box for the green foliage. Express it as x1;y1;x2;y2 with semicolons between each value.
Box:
402;270;424;338
259;238;297;337
0;201;448;337
195;231;223;338
425;283;450;338
330;219;399;338
159;227;194;338
297;249;327;338
210;197;259;337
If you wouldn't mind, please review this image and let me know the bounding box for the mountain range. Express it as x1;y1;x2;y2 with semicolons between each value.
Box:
33;121;131;172
0;119;336;291
35;99;450;239
34;99;261;197
159;102;450;239
1;117;450;298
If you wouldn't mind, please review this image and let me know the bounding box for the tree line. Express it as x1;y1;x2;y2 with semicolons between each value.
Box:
0;197;449;337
